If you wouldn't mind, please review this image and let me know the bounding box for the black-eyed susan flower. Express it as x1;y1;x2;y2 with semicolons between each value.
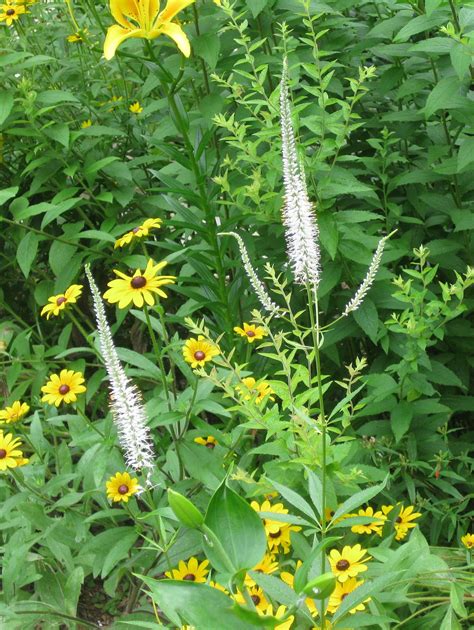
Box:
40;284;83;320
106;471;140;502
329;544;371;583
327;578;370;615
0;400;30;424
461;533;474;549
103;259;175;308
281;560;317;616
165;557;209;582
67;28;88;43
129;101;143;114
260;605;294;630
0;430;28;471
194;435;217;448
237;376;275;404
114;218;162;249
41;369;86;406
81;119;92;128
103;0;195;60
234;585;269;613
234;323;267;343
383;504;421;541
183;336;219;368
244;553;279;587
0;2;27;26
251;499;301;554
350;506;386;536
209;581;228;594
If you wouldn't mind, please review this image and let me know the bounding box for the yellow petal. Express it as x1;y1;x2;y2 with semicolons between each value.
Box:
103;24;145;60
158;21;191;56
110;0;138;28
159;0;195;23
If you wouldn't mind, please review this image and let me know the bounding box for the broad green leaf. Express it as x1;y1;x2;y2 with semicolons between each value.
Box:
245;0;269;18
193;33;221;69
391;401;413;443
332;572;401;622
0;186;18;206
332;476;388;521
457;137;474;172
425;76;467;119
101;530;139;578
203;479;266;573
43;122;70;148
394;13;447;42
17;232;39;278
268;479;318;522
0;89;14;126
353;298;378;343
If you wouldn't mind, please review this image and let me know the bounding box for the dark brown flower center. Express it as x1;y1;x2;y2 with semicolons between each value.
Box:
0;449;7;458
118;484;129;495
205;441;216;449
132;226;141;233
194;350;205;361
56;296;67;306
6;9;15;15
131;275;147;289
269;529;281;538
341;592;348;601
246;330;256;337
183;573;196;581
336;559;350;571
251;595;261;605
396;516;402;523
58;384;70;395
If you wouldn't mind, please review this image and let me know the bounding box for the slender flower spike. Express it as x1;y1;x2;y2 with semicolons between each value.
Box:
219;232;280;316
280;58;321;287
40;284;83;320
103;0;196;60
342;233;393;316
0;401;30;424
86;266;155;476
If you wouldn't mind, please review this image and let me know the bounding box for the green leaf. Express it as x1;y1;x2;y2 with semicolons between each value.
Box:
245;0;269;18
17;232;39;278
203;479;266;573
0;89;14;126
440;606;462;630
101;529;139;578
457;137;474;172
394;13;447;42
353;298;378;343
425;76;467;119
193;33;221;69
140;578;265;629
267;479;317;522
0;186;19;206
332;476;388;521
332;572;401;622
391;401;413;443
43;122;70;148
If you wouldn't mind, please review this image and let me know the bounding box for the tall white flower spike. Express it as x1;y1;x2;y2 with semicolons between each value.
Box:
86;266;155;482
280;58;321;287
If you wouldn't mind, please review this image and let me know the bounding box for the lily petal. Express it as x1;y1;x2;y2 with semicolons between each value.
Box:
159;0;195;23
158;21;191;57
103;24;145;59
109;0;138;28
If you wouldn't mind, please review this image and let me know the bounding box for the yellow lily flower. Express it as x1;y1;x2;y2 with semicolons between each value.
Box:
104;0;195;60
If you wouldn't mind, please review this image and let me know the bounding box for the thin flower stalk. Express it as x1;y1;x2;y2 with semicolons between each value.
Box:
85;266;155;481
342;233;394;316
219;231;280;316
280;58;321;287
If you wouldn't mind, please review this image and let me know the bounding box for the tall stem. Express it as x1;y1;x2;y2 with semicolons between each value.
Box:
143;304;172;411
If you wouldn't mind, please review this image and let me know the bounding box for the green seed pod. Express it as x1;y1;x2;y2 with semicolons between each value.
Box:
168;489;204;529
302;572;337;599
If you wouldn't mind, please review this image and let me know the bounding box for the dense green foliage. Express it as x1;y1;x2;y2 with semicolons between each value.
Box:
0;0;473;628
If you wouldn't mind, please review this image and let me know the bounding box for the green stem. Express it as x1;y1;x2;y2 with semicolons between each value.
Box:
75;404;105;438
143;304;172;412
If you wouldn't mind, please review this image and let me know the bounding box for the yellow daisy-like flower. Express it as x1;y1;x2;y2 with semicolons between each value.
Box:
81;119;92;128
194;435;218;449
0;431;28;471
234;323;267;343
237;377;275;405
103;259;175;308
280;561;317;617
0;3;26;26
0;400;30;424
329;544;371;583
106;471;140;502
183;336;220;368
103;0;196;60
165;557;209;583
350;506;386;536
260;605;294;630
129;101;143;114
383;504;421;541
114;218;162;249
251;500;301;553
40;284;83;320
461;533;474;549
245;553;279;587
327;578;370;615
208;580;228;594
234;585;269;613
68;28;88;43
325;506;350;526
41;369;87;406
